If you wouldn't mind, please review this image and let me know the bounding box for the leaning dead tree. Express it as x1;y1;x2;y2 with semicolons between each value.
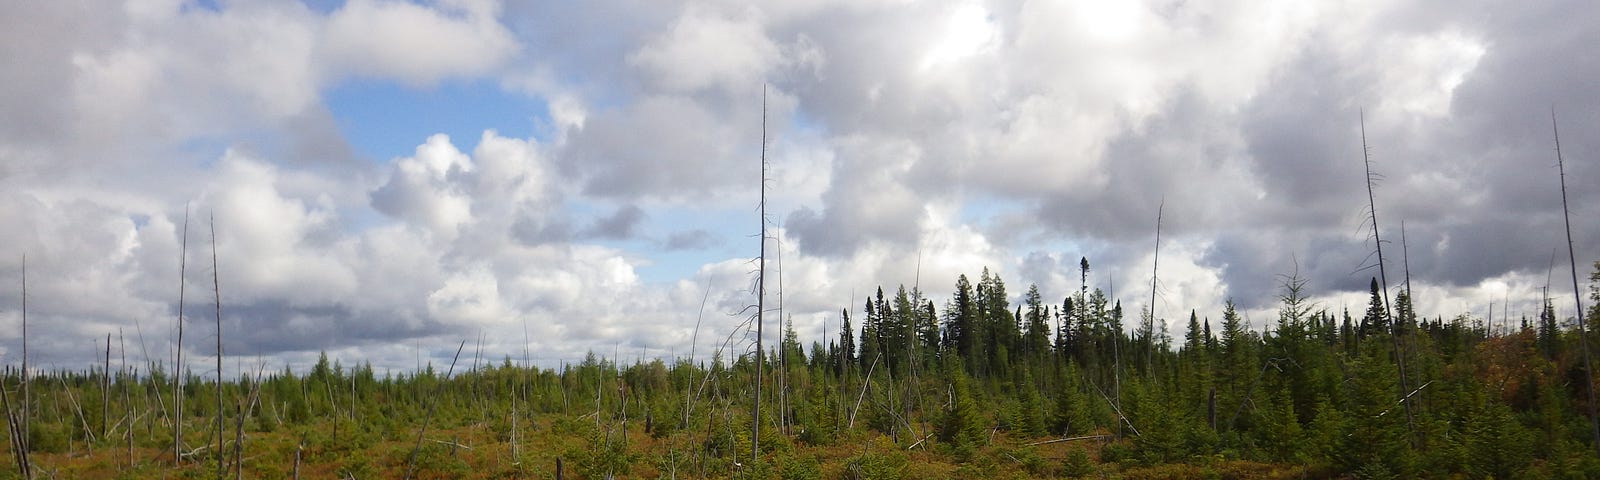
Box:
1358;112;1415;439
403;341;467;480
1147;199;1164;377
1551;110;1600;454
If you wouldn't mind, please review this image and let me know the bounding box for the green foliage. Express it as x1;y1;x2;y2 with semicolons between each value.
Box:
1251;390;1304;463
407;442;470;478
27;421;69;454
568;428;633;479
1099;440;1136;464
1003;446;1050;476
1463;401;1533;479
1051;363;1093;436
775;453;821;480
337;453;377;480
1133;409;1189;463
843;438;908;480
1061;447;1095;478
937;368;985;450
1011;373;1047;438
1333;351;1415;477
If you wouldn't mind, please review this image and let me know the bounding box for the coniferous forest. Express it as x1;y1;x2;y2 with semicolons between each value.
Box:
3;261;1600;479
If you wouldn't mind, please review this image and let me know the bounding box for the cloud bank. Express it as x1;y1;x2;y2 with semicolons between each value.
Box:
0;0;1595;374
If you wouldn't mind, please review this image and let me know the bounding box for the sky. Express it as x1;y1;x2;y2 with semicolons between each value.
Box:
1;0;1597;375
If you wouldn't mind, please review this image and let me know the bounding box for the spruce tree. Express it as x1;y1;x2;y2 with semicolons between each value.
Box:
839;308;855;373
1359;277;1388;339
1024;284;1050;366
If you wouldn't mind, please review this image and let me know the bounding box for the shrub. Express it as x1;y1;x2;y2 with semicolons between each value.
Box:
27;422;68;454
843;439;908;480
1062;447;1095;478
777;454;821;480
569;429;633;479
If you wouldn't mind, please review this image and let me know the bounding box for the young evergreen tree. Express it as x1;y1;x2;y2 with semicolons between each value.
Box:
860;299;879;371
1339;350;1416;477
1024;284;1050;366
1012;370;1047;437
838;308;855;374
1359;277;1388;339
977;268;1014;378
1217;299;1257;432
1185;310;1202;352
1539;298;1559;360
938;364;984;449
1057;297;1076;361
1341;309;1357;354
949;274;979;373
1394;289;1417;337
1204;317;1216;352
891;286;916;376
920;300;940;364
1051;361;1093;436
876;287;904;376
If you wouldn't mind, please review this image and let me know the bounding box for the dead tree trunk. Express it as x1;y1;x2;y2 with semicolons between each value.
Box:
1359;112;1416;441
211;213;225;480
2;369;31;479
1552;110;1600;455
20;254;28;461
174;206;189;466
751;84;770;467
103;334;111;440
120;331;132;470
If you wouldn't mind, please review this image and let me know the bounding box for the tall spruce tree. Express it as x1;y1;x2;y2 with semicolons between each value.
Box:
1024;284;1049;367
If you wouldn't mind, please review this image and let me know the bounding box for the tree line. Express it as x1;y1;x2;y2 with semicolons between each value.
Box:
3;260;1600;478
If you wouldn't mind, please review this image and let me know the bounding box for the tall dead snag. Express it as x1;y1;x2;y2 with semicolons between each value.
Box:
233;405;242;480
751;84;769;466
174;205;189;466
103;334;111;440
1552;110;1600;454
1400;222;1414;301
776;237;788;437
211;213;224;479
515;317;534;465
132;315;165;442
1359;112;1415;440
19;254;27;460
508;329;518;464
120;330;132;470
1147;199;1164;377
7;255;30;478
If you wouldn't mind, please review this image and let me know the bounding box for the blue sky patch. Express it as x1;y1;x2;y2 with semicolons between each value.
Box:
325;78;550;162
